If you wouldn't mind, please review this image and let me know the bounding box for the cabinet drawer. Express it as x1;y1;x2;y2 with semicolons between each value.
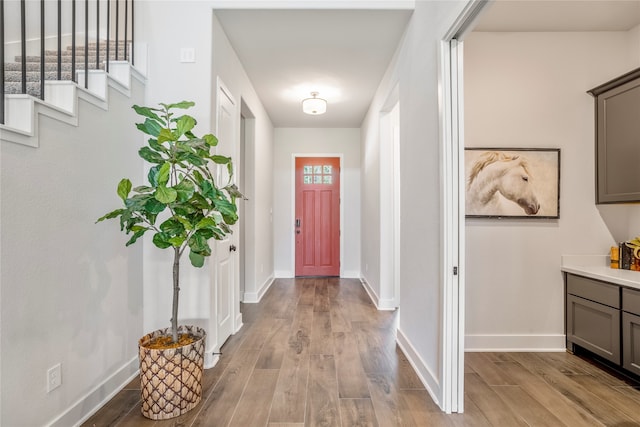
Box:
623;287;640;316
567;294;620;364
623;311;640;376
567;274;620;308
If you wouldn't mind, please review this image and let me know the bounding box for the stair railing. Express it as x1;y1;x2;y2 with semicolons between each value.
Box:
1;0;135;125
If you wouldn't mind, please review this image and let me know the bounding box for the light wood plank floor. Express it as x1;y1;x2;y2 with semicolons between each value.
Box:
83;278;640;427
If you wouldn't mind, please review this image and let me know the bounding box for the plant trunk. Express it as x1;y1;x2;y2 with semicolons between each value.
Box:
171;247;180;343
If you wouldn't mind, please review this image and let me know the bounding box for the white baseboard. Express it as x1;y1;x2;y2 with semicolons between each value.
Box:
204;352;221;370
274;270;293;278
342;270;360;278
243;275;275;303
465;334;566;352
396;328;442;410
47;356;139;427
359;277;396;311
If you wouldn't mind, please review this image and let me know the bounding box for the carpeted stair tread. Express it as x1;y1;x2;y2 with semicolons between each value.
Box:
4;62;103;72
4;71;74;82
3;81;42;98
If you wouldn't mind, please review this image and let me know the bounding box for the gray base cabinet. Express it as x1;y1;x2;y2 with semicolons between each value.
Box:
566;274;620;364
565;273;640;377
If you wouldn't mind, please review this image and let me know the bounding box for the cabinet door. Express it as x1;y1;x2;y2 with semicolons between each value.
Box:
567;294;620;363
623;311;640;376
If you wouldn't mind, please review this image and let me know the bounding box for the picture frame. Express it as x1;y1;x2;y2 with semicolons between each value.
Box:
465;148;560;219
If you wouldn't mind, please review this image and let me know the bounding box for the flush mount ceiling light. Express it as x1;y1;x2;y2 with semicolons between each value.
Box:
302;92;327;115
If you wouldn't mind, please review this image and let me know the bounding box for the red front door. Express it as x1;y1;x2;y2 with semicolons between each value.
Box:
295;157;340;277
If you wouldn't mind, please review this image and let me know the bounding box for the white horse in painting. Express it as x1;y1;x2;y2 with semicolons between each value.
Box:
466;151;540;216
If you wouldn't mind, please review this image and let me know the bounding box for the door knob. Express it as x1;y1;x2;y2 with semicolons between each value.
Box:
229;244;237;252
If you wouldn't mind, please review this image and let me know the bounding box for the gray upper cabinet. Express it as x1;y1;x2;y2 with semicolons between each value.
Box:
588;68;640;204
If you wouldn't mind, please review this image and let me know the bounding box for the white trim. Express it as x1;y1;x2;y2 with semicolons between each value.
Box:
396;329;441;407
360;277;396;311
465;334;566;352
46;356;139;427
342;269;360;279
204;353;221;370
274;269;294;278
243;275;275;303
290;153;344;277
439;0;490;414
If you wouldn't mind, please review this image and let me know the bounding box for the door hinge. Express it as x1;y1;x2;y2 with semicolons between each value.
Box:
453;266;458;275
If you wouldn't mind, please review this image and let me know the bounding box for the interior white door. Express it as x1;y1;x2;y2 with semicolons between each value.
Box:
214;80;237;346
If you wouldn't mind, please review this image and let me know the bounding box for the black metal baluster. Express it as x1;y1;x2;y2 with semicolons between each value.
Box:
123;0;127;61
72;0;76;82
96;0;99;70
115;0;119;60
57;0;61;80
84;0;88;89
41;0;45;99
21;0;26;94
1;0;5;124
106;0;110;72
131;0;134;65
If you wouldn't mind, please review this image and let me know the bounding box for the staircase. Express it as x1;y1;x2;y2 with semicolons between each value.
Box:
4;41;130;99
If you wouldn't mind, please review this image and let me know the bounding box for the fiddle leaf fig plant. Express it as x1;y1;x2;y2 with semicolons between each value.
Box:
97;101;242;343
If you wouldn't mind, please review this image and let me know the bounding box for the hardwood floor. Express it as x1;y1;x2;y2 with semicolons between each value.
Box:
83;278;640;427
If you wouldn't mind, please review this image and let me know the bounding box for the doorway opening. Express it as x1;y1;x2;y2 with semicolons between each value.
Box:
294;156;341;277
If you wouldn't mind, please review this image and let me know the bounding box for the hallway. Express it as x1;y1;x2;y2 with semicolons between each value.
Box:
83;278;439;426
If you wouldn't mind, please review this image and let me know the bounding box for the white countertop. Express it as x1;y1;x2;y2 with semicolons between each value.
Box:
561;255;640;289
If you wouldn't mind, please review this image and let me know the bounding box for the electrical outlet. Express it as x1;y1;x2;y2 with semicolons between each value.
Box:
47;363;61;393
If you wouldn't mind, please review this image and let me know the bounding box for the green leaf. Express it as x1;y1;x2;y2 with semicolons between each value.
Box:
203;134;218;146
189;193;210;210
126;227;148;246
148;138;167;153
158;128;175;144
168;236;186;247
166;101;195;110
133;185;154;193
136;118;162;137
96;208;124;223
125;193;152;211
155;185;178;204
148;165;161;187
174;216;194;231
176;115;196;137
138;147;165;164
188;231;211;256
144;198;166;214
196;217;217;230
160;218;185;235
157;162;171;186
189;250;205;268
211;155;230;164
132;105;162;121
174;179;195;202
192;170;205;185
152;232;173;249
117;179;132;201
214;198;238;224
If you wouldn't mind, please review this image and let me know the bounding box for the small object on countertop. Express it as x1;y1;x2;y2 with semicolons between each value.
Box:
621;242;633;270
611;246;620;269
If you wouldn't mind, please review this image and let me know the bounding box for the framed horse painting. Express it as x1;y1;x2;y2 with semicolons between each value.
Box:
465;148;560;219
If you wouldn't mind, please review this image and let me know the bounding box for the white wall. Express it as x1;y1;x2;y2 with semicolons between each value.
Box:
212;12;275;303
464;28;640;351
273;128;361;278
0;81;145;426
360;0;469;408
136;2;275;342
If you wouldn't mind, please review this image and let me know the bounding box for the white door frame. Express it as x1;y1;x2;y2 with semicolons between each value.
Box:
379;87;401;309
440;0;489;413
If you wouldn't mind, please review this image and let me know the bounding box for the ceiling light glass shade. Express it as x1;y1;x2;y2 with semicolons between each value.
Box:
302;92;327;115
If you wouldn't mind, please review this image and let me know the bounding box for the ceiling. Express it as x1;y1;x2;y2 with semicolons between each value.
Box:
214;9;412;127
214;1;640;128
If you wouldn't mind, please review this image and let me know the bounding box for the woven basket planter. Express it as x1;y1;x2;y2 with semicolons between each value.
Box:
138;325;206;420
